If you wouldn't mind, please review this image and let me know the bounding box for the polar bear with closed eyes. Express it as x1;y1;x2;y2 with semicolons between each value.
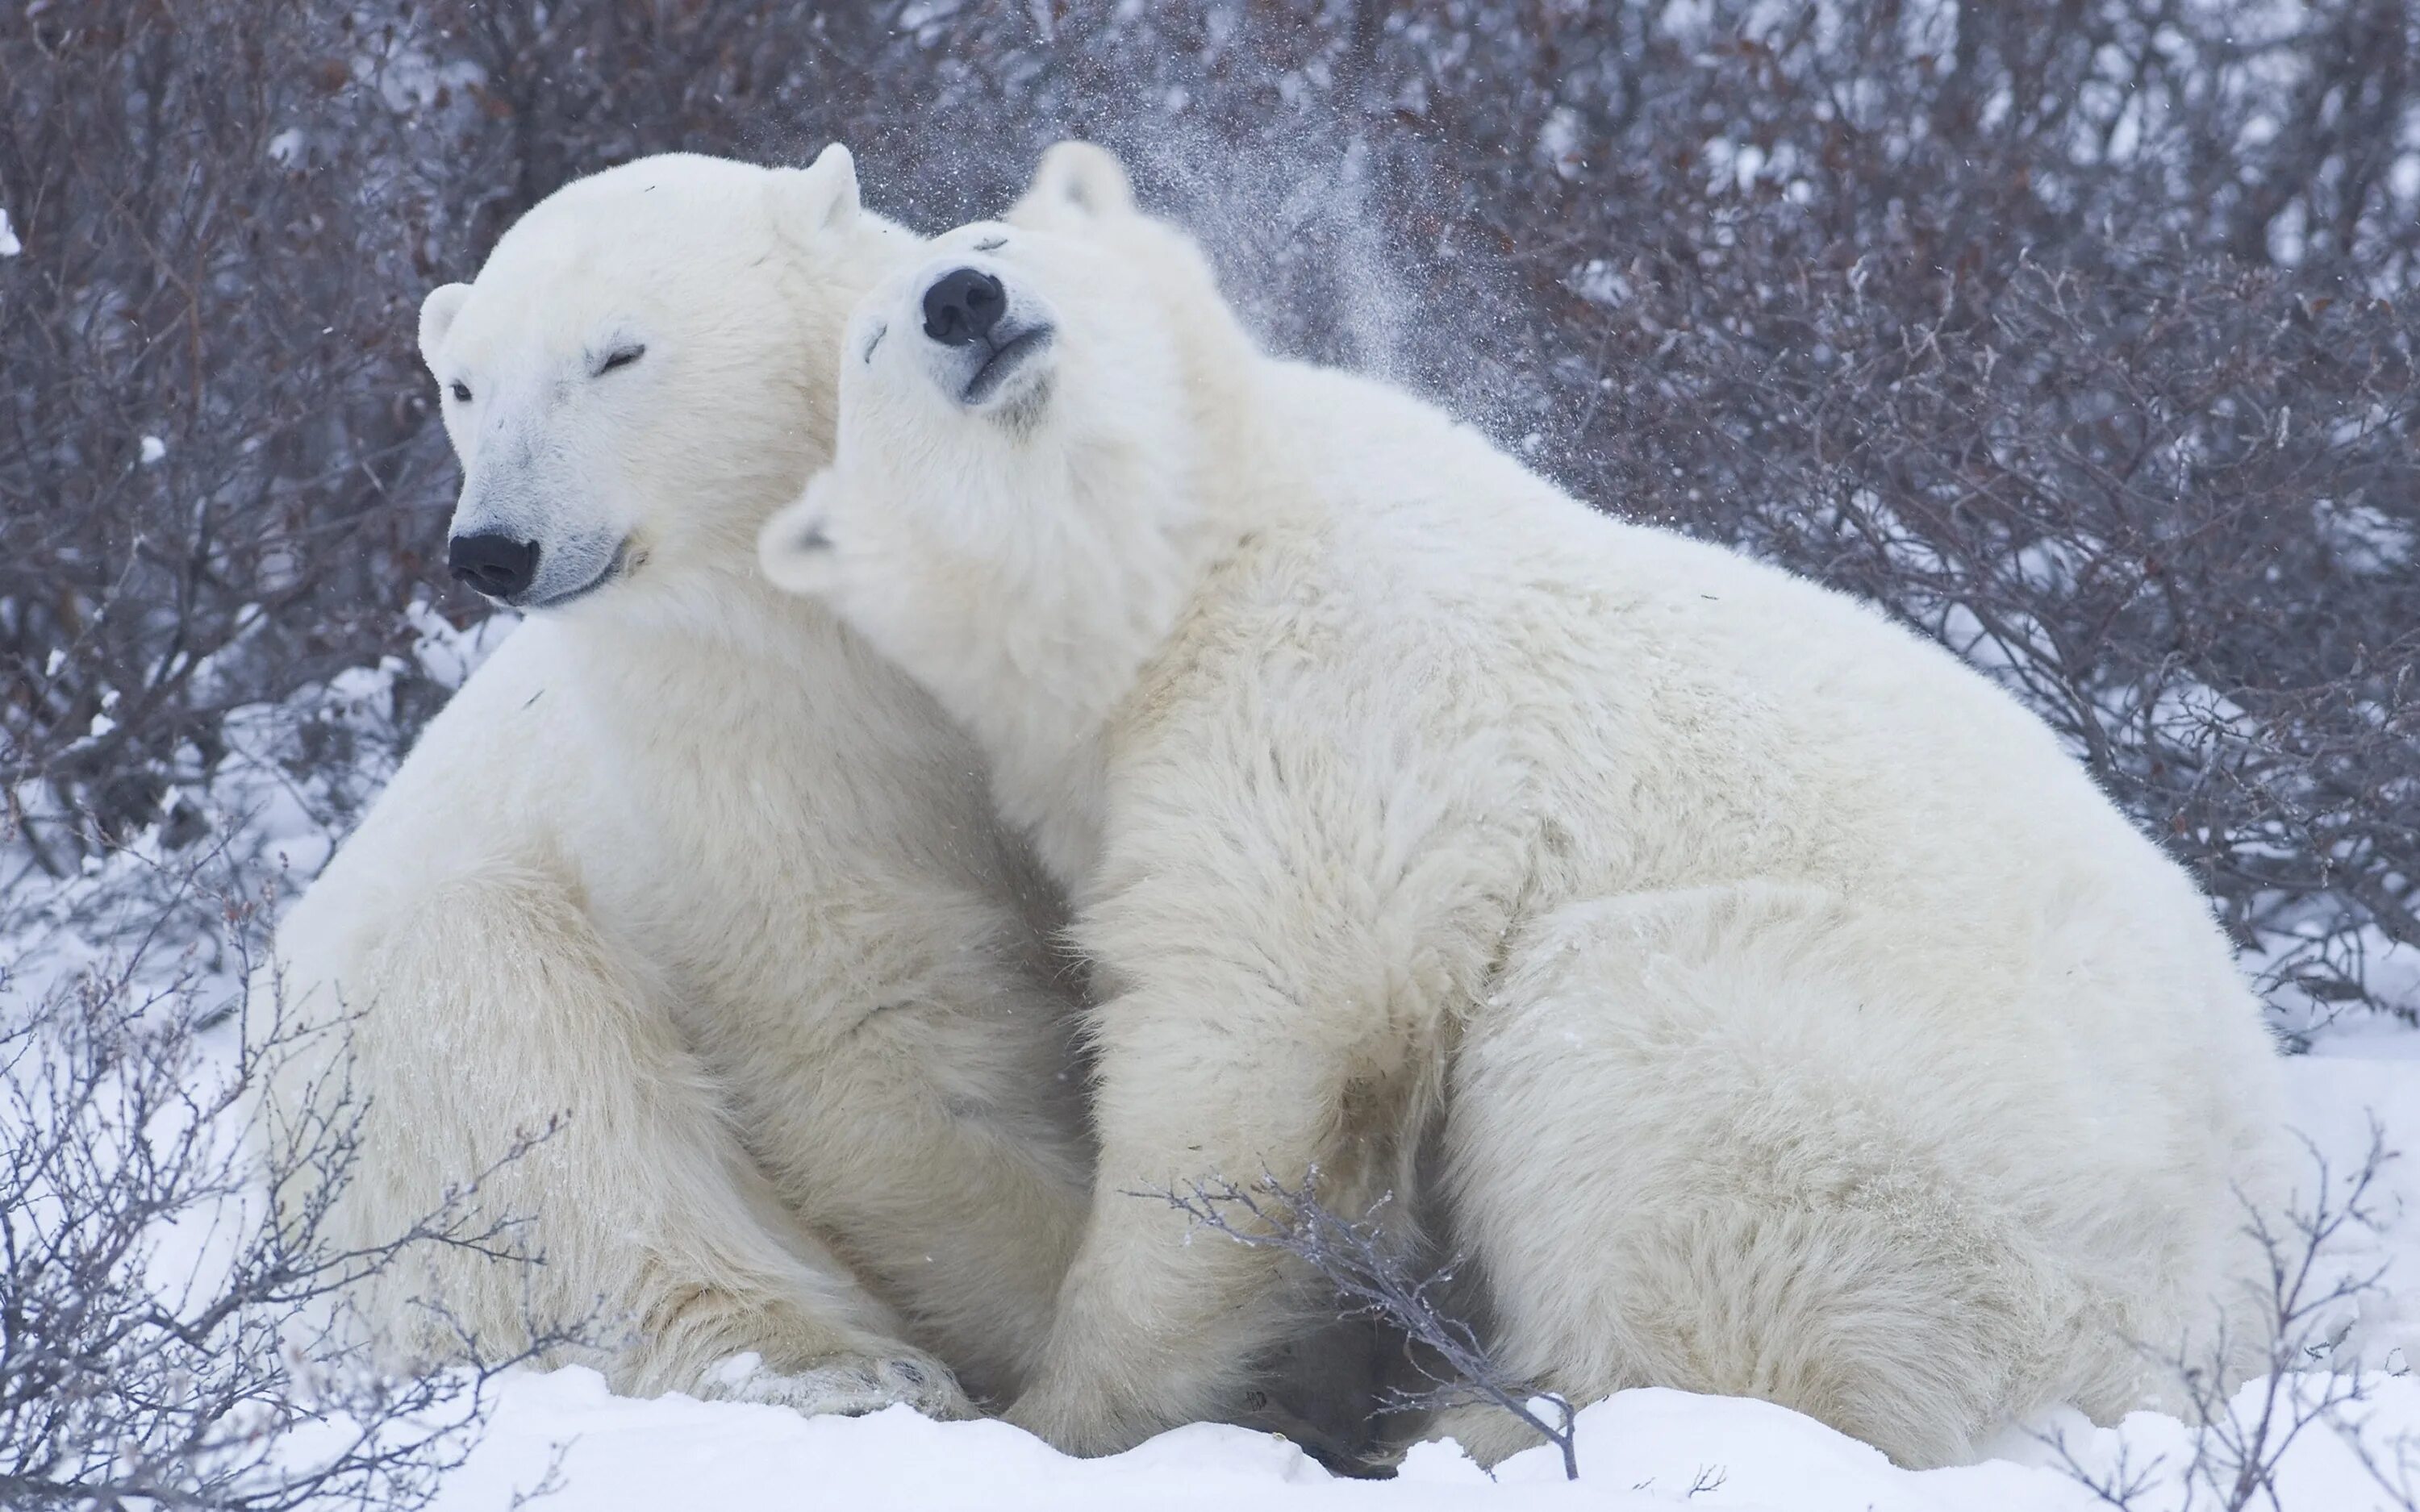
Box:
759;142;2291;1467
255;147;1092;1421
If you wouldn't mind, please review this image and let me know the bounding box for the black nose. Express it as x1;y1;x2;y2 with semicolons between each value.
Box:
448;531;540;599
922;267;1006;347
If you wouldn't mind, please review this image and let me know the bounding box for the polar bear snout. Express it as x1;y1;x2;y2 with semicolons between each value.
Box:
903;261;1058;413
447;518;630;610
923;267;1008;347
448;530;540;600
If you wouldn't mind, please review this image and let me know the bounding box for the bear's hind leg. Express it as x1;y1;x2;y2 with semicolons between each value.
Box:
1435;882;2130;1468
258;852;968;1419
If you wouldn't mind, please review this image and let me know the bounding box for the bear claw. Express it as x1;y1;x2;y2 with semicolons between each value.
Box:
706;1348;974;1422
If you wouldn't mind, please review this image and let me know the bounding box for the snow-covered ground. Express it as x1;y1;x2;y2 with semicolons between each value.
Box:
421;1365;2420;1512
9;611;2420;1511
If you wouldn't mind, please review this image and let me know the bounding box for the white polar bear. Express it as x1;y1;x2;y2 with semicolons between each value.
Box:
757;143;2292;1466
257;146;1092;1419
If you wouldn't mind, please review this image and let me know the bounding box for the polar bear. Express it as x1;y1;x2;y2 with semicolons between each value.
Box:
757;143;2292;1465
256;146;1093;1419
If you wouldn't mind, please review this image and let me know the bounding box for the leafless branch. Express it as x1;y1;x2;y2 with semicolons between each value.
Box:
2041;1125;2417;1511
1154;1170;1579;1481
0;833;582;1510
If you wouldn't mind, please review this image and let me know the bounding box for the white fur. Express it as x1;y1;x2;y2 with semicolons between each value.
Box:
257;148;1091;1418
759;143;2293;1465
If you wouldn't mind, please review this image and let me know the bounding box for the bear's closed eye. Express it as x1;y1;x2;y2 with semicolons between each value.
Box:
862;323;887;364
795;523;831;551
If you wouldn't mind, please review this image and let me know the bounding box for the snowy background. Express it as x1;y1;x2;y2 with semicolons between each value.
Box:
6;2;2420;1508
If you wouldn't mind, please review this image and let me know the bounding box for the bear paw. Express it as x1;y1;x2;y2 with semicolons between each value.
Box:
703;1347;974;1422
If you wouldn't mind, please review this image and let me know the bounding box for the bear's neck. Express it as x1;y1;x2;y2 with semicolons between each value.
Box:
951;373;1298;897
563;564;986;830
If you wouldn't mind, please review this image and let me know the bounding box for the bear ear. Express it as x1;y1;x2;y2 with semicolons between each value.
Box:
773;142;862;241
1012;140;1135;227
418;283;471;369
757;476;848;600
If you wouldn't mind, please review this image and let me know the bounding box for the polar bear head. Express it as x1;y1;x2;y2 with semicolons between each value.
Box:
757;144;1264;777
419;145;913;620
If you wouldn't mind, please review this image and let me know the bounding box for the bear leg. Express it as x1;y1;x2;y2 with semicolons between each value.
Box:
257;850;968;1419
1436;881;2154;1468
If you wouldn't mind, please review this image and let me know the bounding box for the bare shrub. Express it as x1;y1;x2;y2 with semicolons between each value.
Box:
2043;1127;2419;1510
0;2;492;867
0;834;577;1510
1158;1173;1579;1481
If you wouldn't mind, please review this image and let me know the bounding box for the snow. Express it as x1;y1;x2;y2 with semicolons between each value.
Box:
416;1363;2420;1510
0;207;19;257
1538;108;1583;181
425;1371;2076;1510
140;433;167;464
1568;259;1632;310
2313;498;2418;574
